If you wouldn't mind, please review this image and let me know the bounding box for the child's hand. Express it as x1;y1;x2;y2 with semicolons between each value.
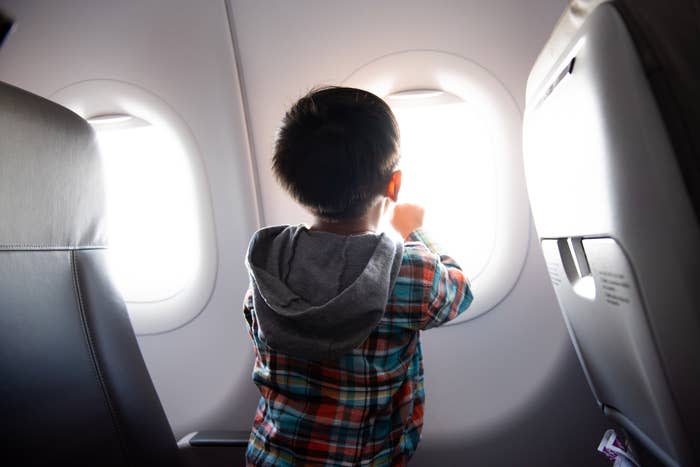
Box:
391;203;425;239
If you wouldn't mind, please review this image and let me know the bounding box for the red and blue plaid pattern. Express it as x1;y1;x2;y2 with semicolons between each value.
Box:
243;230;473;466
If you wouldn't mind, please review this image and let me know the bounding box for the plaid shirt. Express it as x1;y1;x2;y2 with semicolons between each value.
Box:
243;229;473;466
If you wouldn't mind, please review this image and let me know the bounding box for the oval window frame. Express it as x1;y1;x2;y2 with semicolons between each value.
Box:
344;50;530;324
51;79;218;335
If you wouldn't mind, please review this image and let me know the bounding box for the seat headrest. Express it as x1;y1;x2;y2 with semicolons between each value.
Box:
0;81;107;250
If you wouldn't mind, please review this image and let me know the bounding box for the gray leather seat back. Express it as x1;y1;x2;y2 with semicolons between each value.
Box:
0;81;181;466
523;2;700;466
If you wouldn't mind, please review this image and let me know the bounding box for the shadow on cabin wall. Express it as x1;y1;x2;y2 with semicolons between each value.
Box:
412;348;610;467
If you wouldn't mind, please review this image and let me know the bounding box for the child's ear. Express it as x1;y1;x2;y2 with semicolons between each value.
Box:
385;170;402;202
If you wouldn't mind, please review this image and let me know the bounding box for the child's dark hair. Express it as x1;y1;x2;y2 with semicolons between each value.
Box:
273;86;400;220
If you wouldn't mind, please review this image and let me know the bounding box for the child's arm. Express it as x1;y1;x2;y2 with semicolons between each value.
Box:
390;204;473;330
407;229;473;329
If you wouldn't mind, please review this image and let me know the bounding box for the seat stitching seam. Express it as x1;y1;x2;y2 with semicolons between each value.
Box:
71;250;130;463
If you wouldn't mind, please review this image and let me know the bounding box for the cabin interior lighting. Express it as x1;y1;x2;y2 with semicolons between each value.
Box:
383;91;496;281
92;120;200;303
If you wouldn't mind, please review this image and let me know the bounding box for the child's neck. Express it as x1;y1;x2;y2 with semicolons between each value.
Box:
310;200;385;236
309;218;376;236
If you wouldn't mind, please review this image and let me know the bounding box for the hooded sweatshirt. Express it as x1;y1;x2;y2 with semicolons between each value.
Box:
245;224;404;360
243;226;473;466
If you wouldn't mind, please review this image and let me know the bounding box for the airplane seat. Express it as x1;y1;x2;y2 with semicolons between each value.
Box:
523;1;700;466
0;80;182;466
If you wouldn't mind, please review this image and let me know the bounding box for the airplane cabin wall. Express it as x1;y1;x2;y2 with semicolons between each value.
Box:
229;2;609;465
0;1;610;465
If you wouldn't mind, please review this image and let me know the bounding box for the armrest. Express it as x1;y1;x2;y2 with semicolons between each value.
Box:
180;431;250;447
178;431;249;467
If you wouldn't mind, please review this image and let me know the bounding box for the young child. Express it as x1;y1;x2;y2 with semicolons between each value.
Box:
243;86;473;466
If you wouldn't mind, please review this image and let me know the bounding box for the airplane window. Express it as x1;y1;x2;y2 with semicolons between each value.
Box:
386;91;496;280
91;115;199;303
51;79;218;334
345;50;530;323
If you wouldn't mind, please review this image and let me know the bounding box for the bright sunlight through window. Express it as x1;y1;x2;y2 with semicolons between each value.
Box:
386;91;497;280
92;115;199;303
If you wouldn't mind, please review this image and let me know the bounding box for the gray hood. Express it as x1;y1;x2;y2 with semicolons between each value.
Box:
245;225;404;361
